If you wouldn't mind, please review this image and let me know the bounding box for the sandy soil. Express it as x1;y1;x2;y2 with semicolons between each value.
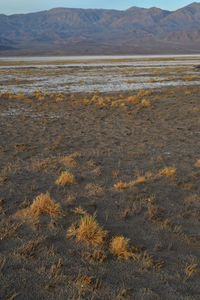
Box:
0;86;200;300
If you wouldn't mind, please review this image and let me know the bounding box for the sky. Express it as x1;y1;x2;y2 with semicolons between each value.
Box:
0;0;199;15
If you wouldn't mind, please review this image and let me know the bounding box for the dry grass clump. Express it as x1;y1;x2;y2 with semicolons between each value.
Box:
114;181;129;191
111;101;119;107
97;97;106;106
25;192;62;218
195;159;200;167
56;97;64;102
38;96;45;101
16;93;25;100
148;78;157;83
8;92;15;99
90;95;106;106
83;250;107;264
184;75;200;81
183;183;196;191
135;176;147;184
185;90;191;95
110;236;133;260
61;154;78;167
120;103;127;108
141;252;154;270
32;157;58;172
129;175;148;188
76;274;93;287
158;167;176;177
193;105;200;112
56;170;75;185
88;160;97;168
184;194;200;206
67;214;107;247
137;89;151;98
184;264;199;282
147;203;163;222
141;99;150;107
75;274;100;290
72;206;87;215
87;160;101;175
112;170;119;178
125;95;139;103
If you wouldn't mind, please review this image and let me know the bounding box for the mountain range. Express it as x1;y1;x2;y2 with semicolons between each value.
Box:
1;2;200;55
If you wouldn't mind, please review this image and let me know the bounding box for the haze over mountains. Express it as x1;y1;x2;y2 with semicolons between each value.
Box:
1;2;200;55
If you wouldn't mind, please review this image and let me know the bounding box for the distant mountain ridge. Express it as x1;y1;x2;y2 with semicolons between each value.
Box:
1;2;200;55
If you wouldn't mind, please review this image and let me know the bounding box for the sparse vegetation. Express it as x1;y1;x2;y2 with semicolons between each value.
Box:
158;167;176;177
61;154;78;167
114;181;129;191
110;236;133;260
67;214;107;247
184;264;199;282
56;170;76;185
83;250;107;264
23;192;62;218
195;159;200;167
1;60;200;299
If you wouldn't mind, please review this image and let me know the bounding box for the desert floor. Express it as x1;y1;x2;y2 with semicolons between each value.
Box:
0;86;200;299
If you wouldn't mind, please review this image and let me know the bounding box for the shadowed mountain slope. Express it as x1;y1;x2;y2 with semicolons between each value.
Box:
1;2;200;55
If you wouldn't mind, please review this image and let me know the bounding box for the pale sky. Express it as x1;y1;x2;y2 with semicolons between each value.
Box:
0;0;199;15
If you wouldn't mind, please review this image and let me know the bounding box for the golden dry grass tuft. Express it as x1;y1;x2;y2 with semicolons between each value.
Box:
114;181;129;191
75;274;101;291
129;175;147;188
184;194;200;206
55;93;64;102
185;90;191;95
67;214;107;247
126;95;139;103
16;94;25;100
195;159;200;167
147;203;162;222
158;167;176;177
56;170;75;185
141;99;150;107
110;236;133;260
184;264;199;282
25;192;62;218
135;176;147;184
111;101;118;107
38;96;45;101
61;154;78;167
83;250;107;264
141;252;154;270
76;274;93;288
56;97;64;102
72;206;87;215
88;160;97;168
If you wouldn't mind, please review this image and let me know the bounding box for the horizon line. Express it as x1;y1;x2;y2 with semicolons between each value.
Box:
1;2;198;16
